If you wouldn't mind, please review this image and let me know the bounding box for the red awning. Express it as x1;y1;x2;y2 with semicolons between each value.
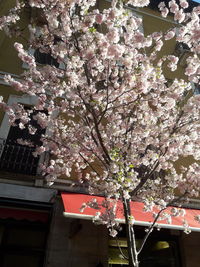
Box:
0;207;49;223
61;193;200;232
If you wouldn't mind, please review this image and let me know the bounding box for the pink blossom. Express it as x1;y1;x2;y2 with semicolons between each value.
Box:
164;29;175;40
107;28;120;43
174;10;185;23
180;0;189;9
107;44;124;58
126;0;150;7
169;0;179;13
152;32;162;41
96;14;104;24
155;40;163;51
158;2;165;9
161;7;169;18
134;32;145;44
109;229;118;237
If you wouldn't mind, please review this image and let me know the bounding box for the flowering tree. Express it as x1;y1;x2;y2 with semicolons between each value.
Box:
0;0;200;266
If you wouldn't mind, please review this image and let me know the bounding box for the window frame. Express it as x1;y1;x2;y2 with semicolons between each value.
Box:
0;95;48;176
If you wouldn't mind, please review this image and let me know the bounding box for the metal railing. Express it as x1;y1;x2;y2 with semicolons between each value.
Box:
0;139;39;176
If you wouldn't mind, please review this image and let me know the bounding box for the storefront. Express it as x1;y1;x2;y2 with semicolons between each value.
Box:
61;192;200;267
1;187;200;267
0;183;56;267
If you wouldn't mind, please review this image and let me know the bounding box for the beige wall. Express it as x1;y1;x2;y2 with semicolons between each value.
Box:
0;0;30;74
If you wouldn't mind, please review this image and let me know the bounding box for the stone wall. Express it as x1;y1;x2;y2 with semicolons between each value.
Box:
46;197;108;267
181;231;200;267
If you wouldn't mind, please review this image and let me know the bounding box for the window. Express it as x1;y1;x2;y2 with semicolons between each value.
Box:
0;95;52;177
108;226;182;267
34;48;60;68
23;47;65;70
108;238;129;266
193;83;200;95
34;35;65;69
195;86;200;94
0;201;51;267
23;28;65;69
174;42;190;57
0;107;46;175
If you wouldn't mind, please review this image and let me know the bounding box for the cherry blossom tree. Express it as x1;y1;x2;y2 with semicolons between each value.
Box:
0;0;200;266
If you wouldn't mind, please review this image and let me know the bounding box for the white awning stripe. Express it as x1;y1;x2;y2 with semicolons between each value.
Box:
63;212;200;232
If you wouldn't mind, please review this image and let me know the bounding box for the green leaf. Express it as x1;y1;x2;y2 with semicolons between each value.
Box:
89;27;96;33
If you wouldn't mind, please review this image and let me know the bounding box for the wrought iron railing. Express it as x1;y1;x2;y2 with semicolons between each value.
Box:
0;139;39;176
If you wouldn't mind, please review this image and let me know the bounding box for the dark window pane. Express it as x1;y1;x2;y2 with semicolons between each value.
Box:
6;227;46;248
2;253;43;267
0;108;46;175
34;49;59;68
139;240;180;267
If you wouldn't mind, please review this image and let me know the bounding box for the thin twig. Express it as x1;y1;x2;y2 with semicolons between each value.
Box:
115;237;129;260
138;192;188;255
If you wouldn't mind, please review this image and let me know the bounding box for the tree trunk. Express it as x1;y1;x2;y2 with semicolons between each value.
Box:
122;196;139;267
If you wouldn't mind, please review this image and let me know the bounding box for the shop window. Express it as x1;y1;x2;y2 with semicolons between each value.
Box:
108;226;182;267
6;227;46;248
108;238;129;266
2;253;44;267
138;239;181;267
0;201;51;267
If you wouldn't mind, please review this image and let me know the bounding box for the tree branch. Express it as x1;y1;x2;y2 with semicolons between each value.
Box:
138;192;188;255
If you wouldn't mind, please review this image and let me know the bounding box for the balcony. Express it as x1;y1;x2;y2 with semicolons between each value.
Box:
0;139;40;176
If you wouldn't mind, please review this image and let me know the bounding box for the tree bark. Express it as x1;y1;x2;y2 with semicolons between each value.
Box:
122;195;139;267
